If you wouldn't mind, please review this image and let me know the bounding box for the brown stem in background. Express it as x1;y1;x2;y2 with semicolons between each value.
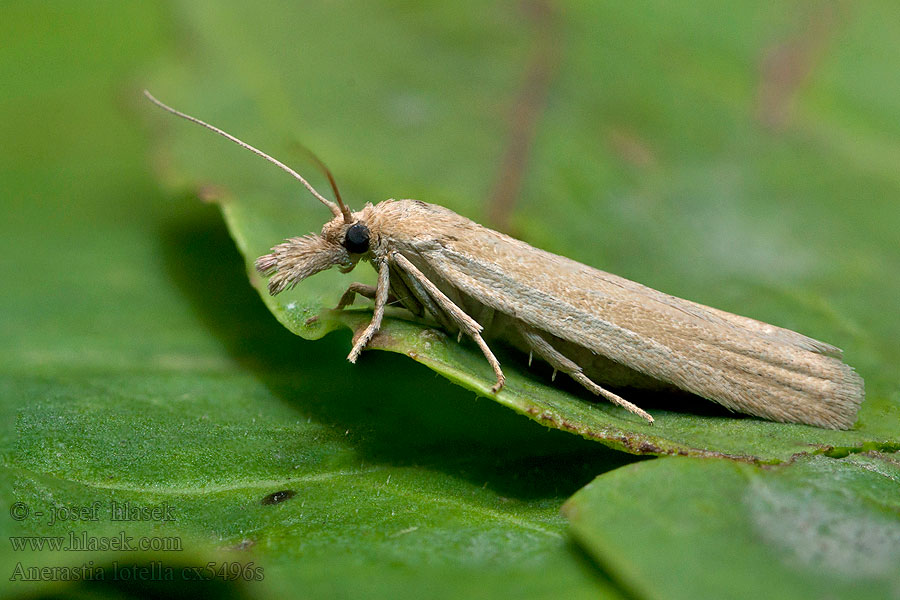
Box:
756;2;844;131
487;0;561;233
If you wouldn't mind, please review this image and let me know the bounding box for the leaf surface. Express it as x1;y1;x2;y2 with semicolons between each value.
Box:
564;453;900;600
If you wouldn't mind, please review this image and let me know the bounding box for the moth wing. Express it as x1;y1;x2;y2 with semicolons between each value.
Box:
401;218;862;429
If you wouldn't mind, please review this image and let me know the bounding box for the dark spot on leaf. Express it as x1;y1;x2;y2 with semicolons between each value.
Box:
368;330;396;349
261;489;296;505
636;440;662;453
351;325;396;351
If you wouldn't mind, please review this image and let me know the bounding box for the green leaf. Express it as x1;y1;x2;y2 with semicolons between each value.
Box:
6;371;627;599
563;452;900;600
145;0;899;462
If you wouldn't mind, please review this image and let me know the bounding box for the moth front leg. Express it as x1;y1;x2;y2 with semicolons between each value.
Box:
347;261;391;363
518;325;654;424
304;283;396;326
391;253;505;393
334;282;397;310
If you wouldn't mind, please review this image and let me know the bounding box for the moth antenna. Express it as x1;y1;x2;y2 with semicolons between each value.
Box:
143;90;343;219
295;144;353;224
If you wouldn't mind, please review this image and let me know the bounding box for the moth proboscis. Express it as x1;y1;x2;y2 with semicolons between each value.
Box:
145;90;864;430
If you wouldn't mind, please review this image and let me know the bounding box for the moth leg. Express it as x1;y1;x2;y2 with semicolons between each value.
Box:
334;282;397;310
347;260;391;363
392;253;505;393
387;264;424;317
518;326;654;424
303;283;395;326
393;262;456;333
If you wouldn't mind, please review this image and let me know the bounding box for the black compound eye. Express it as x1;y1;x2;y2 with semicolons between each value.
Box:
343;222;370;254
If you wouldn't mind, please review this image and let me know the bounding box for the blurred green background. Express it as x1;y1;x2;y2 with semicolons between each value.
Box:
2;1;898;599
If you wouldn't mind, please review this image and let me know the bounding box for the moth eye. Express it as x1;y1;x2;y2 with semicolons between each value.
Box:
343;222;370;254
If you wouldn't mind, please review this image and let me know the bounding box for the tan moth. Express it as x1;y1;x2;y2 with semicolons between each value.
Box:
146;91;864;429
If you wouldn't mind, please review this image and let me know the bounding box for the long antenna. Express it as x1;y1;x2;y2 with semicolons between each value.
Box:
144;90;349;221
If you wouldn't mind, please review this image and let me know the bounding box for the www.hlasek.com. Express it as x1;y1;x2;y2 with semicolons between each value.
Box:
10;560;264;582
10;531;182;553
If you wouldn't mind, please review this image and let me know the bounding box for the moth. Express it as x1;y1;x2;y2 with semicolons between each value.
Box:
146;91;864;429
